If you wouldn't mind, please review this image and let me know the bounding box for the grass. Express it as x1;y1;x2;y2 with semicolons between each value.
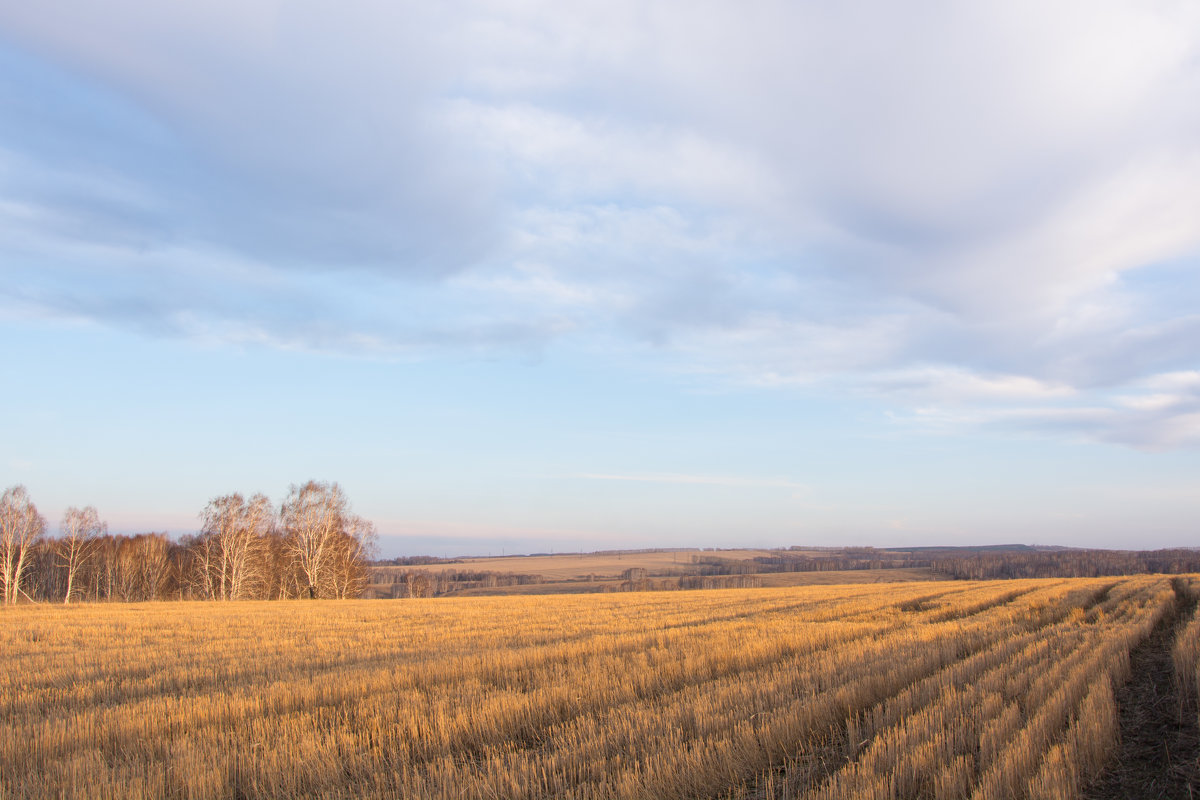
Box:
1;576;1192;799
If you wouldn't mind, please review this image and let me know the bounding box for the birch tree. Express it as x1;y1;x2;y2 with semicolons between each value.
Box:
280;481;373;599
113;537;139;601
1;486;47;605
187;530;220;599
95;535;118;601
136;533;170;600
198;492;273;600
281;481;345;598
57;506;105;604
232;494;273;599
329;513;377;598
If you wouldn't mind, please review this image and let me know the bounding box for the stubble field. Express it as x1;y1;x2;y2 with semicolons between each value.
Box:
3;576;1198;799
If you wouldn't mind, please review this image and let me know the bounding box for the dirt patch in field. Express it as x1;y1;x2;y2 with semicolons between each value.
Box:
1086;580;1200;800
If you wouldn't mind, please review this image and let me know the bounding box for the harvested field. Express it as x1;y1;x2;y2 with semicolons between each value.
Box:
367;548;941;597
439;568;945;597
3;576;1197;799
374;549;790;579
752;567;945;587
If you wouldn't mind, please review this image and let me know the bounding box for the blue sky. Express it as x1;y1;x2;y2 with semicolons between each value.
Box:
3;1;1199;555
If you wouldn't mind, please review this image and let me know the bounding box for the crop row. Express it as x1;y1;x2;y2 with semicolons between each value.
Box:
0;576;1187;799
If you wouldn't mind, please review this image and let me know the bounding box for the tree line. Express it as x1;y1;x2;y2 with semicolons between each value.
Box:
0;481;376;604
929;548;1200;580
371;568;548;598
369;568;763;598
689;551;933;575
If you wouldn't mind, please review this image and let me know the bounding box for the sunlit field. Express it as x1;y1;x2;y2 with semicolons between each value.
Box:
3;577;1196;799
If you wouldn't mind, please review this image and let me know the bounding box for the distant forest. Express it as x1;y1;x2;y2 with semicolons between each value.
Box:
689;547;1200;580
927;547;1200;580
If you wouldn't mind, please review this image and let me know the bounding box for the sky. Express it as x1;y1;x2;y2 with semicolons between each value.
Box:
2;1;1200;556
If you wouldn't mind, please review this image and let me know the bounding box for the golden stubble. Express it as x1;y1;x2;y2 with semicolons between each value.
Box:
0;576;1189;799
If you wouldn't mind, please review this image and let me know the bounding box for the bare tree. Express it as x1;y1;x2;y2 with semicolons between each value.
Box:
1;486;47;605
262;529;296;599
187;530;221;600
95;535;118;601
197;493;274;600
136;533;170;600
329;514;377;599
168;540;196;600
113;536;139;601
232;494;272;599
280;481;373;599
281;481;345;599
57;506;106;604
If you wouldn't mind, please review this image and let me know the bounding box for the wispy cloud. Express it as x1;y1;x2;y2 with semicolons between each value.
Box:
883;369;1200;449
577;473;808;491
870;367;1077;403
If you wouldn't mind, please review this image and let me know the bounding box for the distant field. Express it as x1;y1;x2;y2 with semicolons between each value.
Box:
5;576;1198;799
377;549;796;579
752;567;946;586
444;567;946;596
367;548;932;597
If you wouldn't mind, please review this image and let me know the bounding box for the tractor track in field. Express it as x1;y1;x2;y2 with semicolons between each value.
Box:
1086;579;1200;800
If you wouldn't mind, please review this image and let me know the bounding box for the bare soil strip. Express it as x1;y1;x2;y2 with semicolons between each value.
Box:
1087;581;1200;800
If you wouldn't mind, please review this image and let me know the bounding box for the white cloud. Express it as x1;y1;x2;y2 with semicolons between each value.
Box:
441;100;780;210
3;1;1200;448
871;367;1076;403
1118;393;1187;412
885;369;1200;449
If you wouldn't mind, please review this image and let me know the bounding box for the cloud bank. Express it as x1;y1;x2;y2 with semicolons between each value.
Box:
3;0;1200;447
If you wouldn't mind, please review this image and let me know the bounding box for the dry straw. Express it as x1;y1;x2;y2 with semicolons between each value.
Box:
0;576;1186;799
